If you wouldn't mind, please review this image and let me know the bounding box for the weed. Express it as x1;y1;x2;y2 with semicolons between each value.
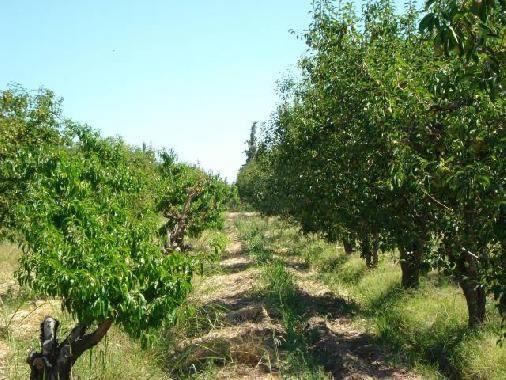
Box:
261;260;329;378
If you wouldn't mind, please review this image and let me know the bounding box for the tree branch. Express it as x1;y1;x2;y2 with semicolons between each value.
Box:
70;319;113;362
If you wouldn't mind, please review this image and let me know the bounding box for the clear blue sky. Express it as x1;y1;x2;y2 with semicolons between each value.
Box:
1;1;314;181
2;1;417;181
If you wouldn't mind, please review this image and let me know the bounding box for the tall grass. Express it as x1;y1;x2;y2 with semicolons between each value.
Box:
268;217;506;379
235;214;506;379
236;216;329;378
234;217;273;264
261;261;329;379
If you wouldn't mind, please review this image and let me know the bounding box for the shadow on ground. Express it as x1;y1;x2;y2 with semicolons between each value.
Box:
166;214;420;379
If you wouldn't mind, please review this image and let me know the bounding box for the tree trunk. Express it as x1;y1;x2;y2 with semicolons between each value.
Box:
399;238;424;289
457;250;486;328
27;316;112;379
343;239;354;255
164;186;200;252
372;236;379;267
360;236;376;268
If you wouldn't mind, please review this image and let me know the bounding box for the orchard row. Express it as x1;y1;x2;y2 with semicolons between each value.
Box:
237;0;505;329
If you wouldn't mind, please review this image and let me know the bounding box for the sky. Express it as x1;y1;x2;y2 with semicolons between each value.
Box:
1;1;314;181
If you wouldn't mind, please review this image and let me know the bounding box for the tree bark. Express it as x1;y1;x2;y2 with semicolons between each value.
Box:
342;239;354;255
372;236;379;267
164;186;200;252
399;238;424;289
360;236;377;268
457;250;486;328
27;316;112;380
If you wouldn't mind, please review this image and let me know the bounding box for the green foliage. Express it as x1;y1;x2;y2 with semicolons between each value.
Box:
225;184;241;210
9;125;193;337
0;86;63;236
1;86;231;347
244;121;258;163
157;150;230;241
237;0;505;328
235;217;273;264
236;153;272;211
420;0;505;96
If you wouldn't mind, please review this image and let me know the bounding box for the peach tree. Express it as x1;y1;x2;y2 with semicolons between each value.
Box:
157;151;230;252
9;124;193;379
0;86;63;237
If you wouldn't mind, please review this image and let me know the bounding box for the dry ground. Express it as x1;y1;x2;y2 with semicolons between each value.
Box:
1;213;423;379
168;213;421;379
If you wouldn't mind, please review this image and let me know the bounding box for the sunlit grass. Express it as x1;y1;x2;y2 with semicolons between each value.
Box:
301;240;505;379
454;329;506;379
245;214;506;379
6;323;170;380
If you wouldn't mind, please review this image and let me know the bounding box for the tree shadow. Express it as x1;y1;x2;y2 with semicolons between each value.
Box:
165;321;282;377
295;288;360;320
318;254;352;272
362;283;404;317
308;254;369;287
305;318;415;379
219;260;254;274
280;258;310;272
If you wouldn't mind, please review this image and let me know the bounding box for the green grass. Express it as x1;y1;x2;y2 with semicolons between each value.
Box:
261;260;329;379
314;253;505;378
241;214;506;380
234;216;274;264
236;217;329;378
189;229;229;275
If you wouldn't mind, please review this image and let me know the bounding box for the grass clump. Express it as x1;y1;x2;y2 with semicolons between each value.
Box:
262;260;301;347
297;237;506;379
189;229;229;275
261;260;329;379
235;217;273;264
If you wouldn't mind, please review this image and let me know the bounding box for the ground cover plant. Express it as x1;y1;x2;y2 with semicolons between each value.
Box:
238;214;506;379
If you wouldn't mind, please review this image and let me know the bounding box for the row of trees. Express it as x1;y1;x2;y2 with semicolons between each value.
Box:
0;86;231;379
237;0;504;329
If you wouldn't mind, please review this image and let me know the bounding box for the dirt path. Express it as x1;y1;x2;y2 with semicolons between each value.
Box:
286;267;419;379
172;212;421;379
170;213;282;379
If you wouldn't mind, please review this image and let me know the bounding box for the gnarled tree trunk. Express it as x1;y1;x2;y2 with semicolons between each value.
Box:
27;316;112;380
164;187;199;252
